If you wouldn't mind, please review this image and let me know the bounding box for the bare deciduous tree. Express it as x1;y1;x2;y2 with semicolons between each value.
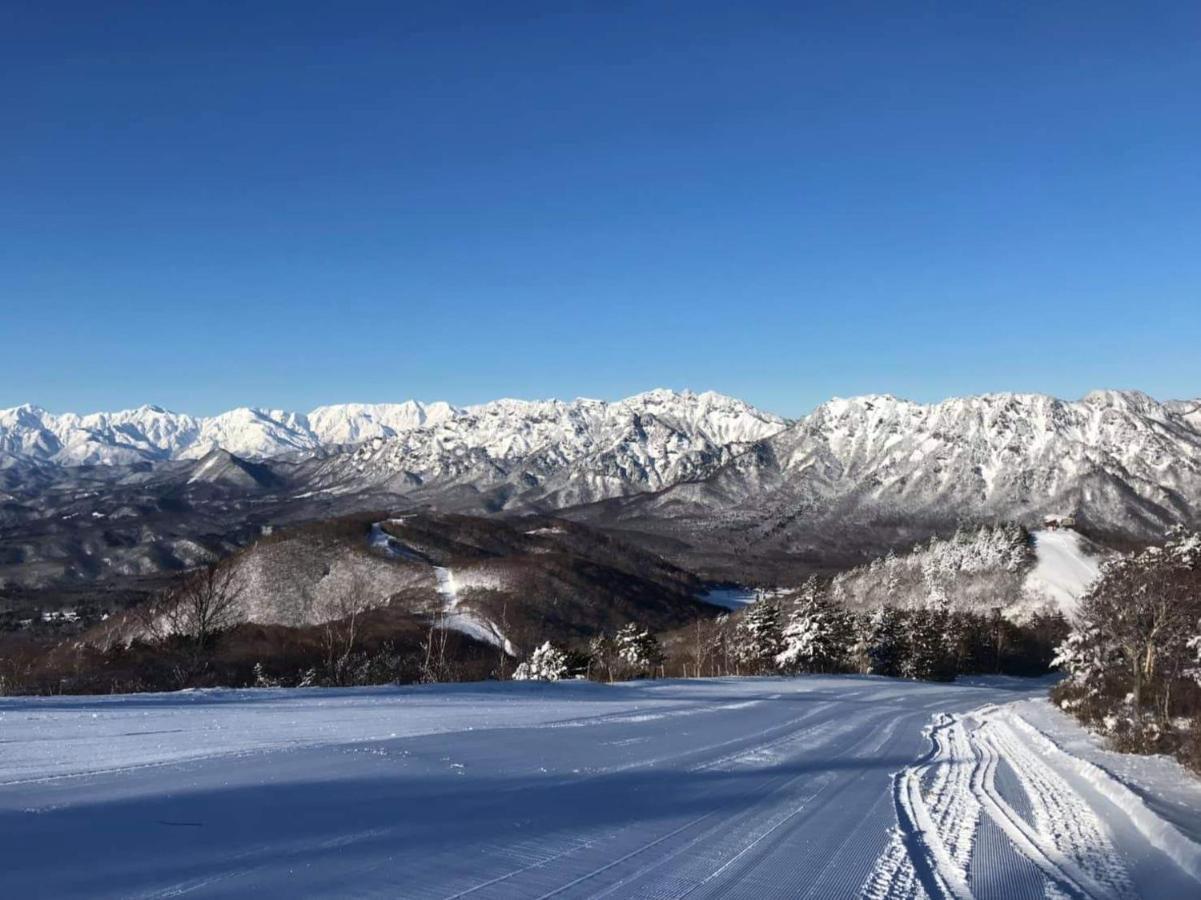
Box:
162;562;247;652
319;573;373;685
420;614;452;683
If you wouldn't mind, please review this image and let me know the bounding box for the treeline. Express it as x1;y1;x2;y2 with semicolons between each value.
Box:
3;560;1070;697
0;562;500;695
1052;528;1201;773
513;580;1067;685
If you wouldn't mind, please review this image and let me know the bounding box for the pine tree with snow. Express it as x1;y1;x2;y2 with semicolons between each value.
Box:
863;606;907;677
512;641;570;681
614;623;663;678
735;600;783;675
776;583;844;674
903;604;955;682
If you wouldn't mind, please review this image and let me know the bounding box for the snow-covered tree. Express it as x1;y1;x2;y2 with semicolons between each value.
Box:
735;600;783;674
1051;625;1112;708
903;604;955;682
587;632;618;682
512;641;570;681
1064;528;1201;722
829;524;1033;614
614;623;663;678
776;583;845;674
863;606;907;677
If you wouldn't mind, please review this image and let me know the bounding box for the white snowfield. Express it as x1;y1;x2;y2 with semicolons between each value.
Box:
3;678;1200;899
1022;529;1102;619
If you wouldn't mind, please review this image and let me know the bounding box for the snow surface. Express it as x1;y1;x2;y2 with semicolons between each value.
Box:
1022;529;1101;618
5;676;1199;898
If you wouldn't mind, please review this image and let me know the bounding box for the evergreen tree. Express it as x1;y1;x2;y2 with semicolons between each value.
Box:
735;600;783;674
903;605;955;681
614;623;663;678
863;607;907;677
512;641;570;681
776;587;845;673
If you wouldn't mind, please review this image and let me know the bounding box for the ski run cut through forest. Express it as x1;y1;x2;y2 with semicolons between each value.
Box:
4;676;1201;899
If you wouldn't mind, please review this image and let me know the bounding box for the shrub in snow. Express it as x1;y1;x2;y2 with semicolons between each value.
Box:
512;641;570;681
253;662;281;688
1051;528;1201;770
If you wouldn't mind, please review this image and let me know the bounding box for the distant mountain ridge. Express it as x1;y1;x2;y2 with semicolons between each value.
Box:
0;390;786;467
571;389;1201;577
3;387;1200;596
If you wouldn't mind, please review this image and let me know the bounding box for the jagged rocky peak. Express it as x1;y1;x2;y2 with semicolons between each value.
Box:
630;389;1201;542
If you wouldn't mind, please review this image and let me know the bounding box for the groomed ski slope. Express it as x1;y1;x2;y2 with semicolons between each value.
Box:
3;677;1200;899
1023;529;1102;618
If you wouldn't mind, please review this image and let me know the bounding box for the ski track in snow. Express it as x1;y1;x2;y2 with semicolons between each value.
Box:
4;677;1201;898
864;702;1199;900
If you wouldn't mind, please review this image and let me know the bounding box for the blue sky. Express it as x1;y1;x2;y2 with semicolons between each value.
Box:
2;2;1199;418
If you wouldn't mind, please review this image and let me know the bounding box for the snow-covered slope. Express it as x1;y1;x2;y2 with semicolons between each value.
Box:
1021;529;1102;619
822;524;1103;622
5;678;1199;898
1167;398;1201;431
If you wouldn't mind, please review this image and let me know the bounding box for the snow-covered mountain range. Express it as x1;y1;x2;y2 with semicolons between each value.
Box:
0;390;784;468
6;389;1201;529
583;390;1201;574
3;387;1200;595
296;390;792;509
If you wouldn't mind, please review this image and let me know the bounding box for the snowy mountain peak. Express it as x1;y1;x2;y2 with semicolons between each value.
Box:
0;390;786;469
630;389;1201;550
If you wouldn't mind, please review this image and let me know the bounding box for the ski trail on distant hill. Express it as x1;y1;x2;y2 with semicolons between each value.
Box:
1022;530;1100;619
368;521;516;655
433;565;517;656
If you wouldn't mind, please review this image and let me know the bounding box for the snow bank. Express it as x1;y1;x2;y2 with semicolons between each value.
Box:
1006;701;1201;885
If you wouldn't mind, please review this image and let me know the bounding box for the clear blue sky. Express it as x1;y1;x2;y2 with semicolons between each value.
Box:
3;1;1199;418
